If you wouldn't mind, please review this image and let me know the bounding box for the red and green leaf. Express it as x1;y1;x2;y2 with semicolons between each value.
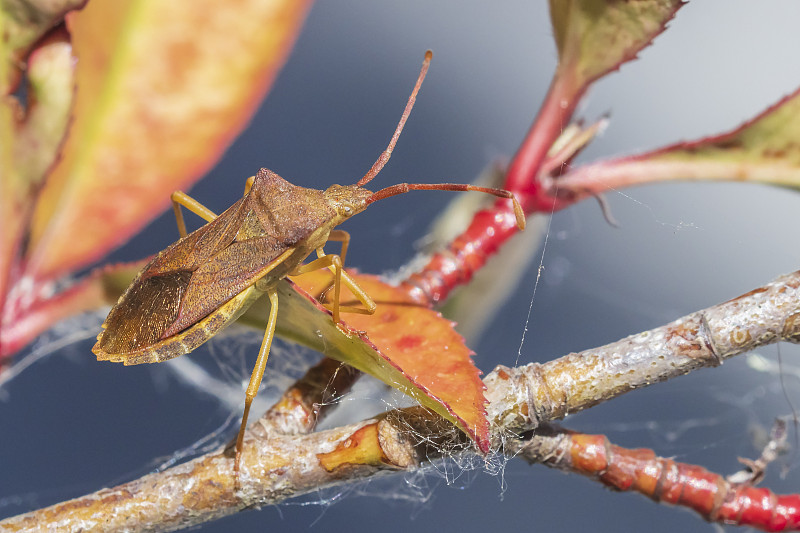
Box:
0;26;75;355
549;0;683;91
270;270;490;453
0;0;86;91
25;0;313;281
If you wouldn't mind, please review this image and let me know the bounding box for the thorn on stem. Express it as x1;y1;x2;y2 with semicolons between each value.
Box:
595;194;619;228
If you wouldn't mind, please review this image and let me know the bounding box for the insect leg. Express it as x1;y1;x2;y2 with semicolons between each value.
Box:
319;233;377;318
290;253;343;322
336;267;377;317
170;191;218;238
326;230;350;267
234;288;279;476
290;250;376;323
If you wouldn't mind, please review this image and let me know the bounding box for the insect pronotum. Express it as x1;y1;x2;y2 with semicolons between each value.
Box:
93;50;525;477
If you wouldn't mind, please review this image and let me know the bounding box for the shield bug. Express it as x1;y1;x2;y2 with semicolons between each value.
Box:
93;51;525;477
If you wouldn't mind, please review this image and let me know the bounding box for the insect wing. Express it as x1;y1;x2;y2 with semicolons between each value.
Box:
96;284;263;365
94;194;250;357
142;195;249;278
160;237;295;338
94;270;194;356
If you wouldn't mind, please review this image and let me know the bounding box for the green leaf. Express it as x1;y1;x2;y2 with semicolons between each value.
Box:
550;0;683;88
504;0;681;194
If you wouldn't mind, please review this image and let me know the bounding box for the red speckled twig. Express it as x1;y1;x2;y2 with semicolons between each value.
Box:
398;74;580;305
511;426;800;532
399;204;521;304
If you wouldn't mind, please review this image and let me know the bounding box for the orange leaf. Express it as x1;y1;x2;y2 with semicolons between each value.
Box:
277;270;490;453
25;0;312;281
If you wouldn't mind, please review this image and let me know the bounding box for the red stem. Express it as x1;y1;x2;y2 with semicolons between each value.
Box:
399;199;519;304
504;70;580;210
398;71;582;305
560;432;800;532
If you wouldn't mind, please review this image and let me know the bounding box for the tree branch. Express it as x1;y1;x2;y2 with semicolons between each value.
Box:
3;269;800;532
486;269;800;434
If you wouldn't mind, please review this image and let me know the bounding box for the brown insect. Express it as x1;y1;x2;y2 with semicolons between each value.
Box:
93;51;525;476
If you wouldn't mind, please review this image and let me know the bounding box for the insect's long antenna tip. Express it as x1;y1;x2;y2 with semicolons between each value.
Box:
356;50;433;188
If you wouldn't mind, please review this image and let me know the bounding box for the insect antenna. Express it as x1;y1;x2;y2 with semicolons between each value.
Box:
356;50;433;187
368;183;526;231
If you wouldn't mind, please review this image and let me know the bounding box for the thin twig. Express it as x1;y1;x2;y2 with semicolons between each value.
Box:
508;424;800;531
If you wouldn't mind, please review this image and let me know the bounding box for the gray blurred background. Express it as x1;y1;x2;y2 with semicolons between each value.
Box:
4;1;800;531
